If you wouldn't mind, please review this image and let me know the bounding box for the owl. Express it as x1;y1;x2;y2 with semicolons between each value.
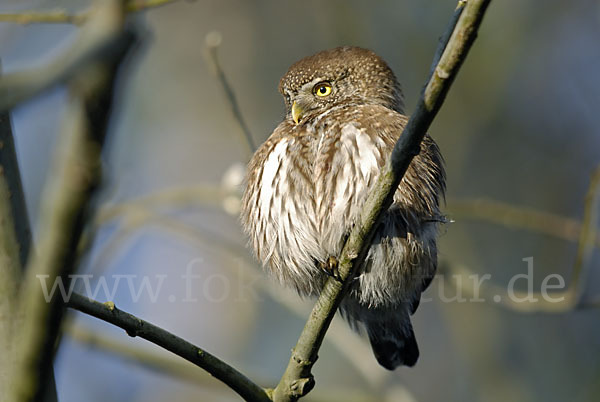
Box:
241;46;445;369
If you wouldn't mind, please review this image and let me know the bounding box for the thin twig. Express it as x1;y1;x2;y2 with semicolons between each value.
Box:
96;183;230;223
0;0;181;26
447;198;600;249
66;293;272;402
0;4;131;112
204;31;257;156
125;0;183;13
272;1;492;401
65;321;250;388
0;11;86;25
443;164;600;312
567;165;600;304
427;0;467;81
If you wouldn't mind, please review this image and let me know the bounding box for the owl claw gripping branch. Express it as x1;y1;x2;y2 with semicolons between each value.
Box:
241;46;446;370
319;256;342;282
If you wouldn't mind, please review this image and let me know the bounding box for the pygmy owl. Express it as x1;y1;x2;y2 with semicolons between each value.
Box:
241;46;445;369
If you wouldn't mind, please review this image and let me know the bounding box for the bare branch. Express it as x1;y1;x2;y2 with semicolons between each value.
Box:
568;165;600;304
2;2;270;400
447;198;600;249
272;1;492;400
0;0;182;25
97;184;230;222
0;10;86;25
0;111;23;300
65;321;245;389
0;4;134;112
428;0;468;79
66;321;391;402
66;293;272;402
1;56;59;402
124;0;184;13
0;84;27;399
7;1;136;400
204;31;257;156
443;164;600;313
0;107;31;268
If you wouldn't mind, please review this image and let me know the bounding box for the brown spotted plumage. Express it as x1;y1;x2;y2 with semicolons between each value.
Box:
241;46;445;369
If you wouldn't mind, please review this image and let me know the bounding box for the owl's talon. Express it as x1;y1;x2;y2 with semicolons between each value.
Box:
319;256;342;282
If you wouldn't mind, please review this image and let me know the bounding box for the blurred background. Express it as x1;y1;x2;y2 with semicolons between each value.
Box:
1;0;599;401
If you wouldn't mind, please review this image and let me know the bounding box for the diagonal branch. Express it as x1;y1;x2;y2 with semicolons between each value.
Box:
64;321;247;389
0;74;34;400
272;1;492;401
204;31;257;156
0;100;31;268
66;293;272;402
0;0;182;25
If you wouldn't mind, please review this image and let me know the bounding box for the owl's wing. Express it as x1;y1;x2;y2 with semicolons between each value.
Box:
373;117;446;219
356;105;446;312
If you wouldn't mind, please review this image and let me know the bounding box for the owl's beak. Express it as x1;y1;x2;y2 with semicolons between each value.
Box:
291;101;303;125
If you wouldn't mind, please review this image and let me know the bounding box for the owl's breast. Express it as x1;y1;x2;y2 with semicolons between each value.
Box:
312;120;386;254
241;131;327;293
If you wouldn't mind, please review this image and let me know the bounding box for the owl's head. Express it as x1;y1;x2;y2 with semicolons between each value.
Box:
279;46;404;125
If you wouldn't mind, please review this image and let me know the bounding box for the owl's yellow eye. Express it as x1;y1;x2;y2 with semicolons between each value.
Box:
313;82;332;97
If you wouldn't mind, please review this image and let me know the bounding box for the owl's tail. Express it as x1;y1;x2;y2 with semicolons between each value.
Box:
365;313;419;370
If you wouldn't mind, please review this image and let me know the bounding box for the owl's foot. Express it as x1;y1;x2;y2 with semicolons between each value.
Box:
319;256;342;282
